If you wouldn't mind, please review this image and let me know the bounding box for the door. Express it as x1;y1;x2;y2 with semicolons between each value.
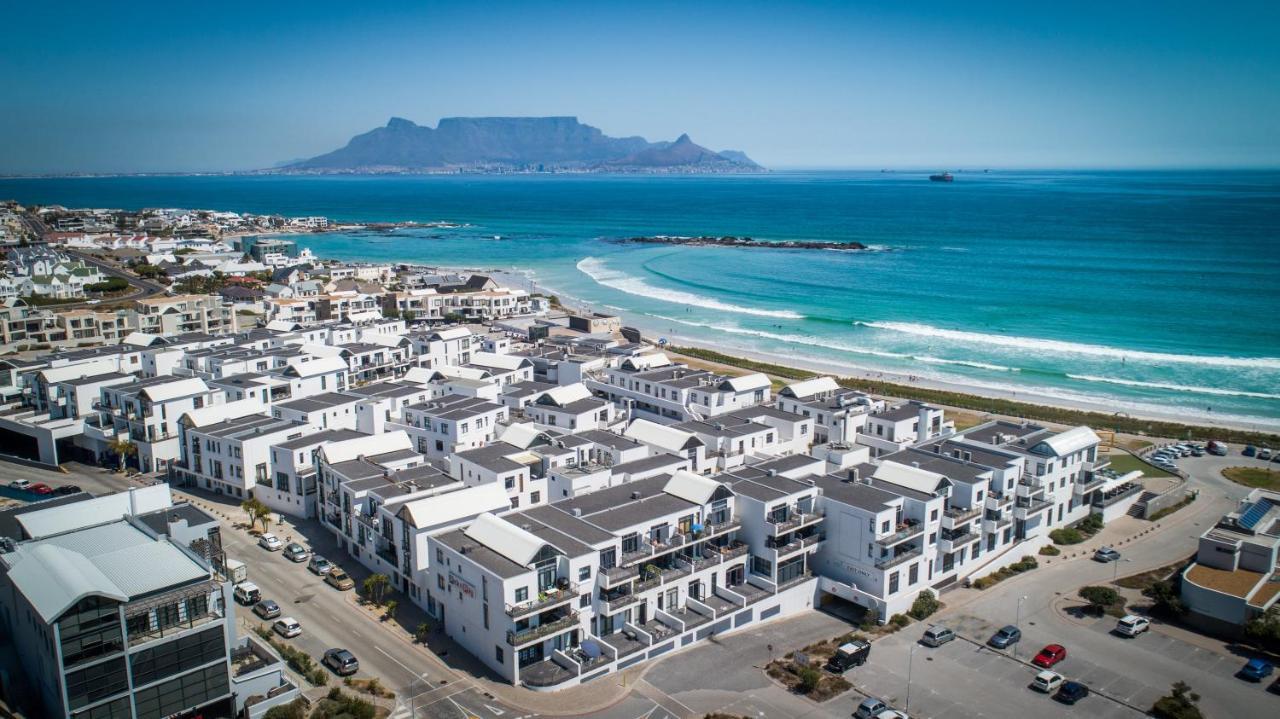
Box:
638;601;647;625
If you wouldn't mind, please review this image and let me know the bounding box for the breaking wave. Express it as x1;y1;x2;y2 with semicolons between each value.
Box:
577;257;804;319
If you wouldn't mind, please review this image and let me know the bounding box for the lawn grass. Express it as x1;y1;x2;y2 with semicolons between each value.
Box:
1222;466;1280;491
1114;557;1192;591
1106;452;1174;478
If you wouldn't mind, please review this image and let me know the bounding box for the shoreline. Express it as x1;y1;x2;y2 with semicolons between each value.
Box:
452;266;1278;436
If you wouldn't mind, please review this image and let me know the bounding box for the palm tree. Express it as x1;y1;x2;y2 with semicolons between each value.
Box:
107;439;136;472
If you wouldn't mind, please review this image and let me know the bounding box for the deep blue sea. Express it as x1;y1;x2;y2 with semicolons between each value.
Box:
3;171;1278;429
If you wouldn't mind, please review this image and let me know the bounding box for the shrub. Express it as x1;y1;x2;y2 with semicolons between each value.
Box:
1039;545;1061;556
1078;585;1121;615
1146;580;1187;618
908;590;940;620
858;607;880;630
262;699;307;719
1150;681;1204;719
796;665;821;693
1080;513;1105;534
1049;528;1085;545
889;613;911;629
1244;606;1280;649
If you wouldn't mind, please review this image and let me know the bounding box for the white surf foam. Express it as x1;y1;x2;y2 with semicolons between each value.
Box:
858;321;1280;370
578;257;804;320
1066;374;1280;400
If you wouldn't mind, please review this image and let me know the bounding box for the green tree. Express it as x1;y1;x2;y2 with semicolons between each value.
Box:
107;438;137;472
1150;681;1203;719
363;573;391;605
909;589;941;620
240;497;271;532
1146;580;1187;618
1244;606;1280;648
415;621;431;643
384;599;398;620
261;699;307;719
1078;585;1121;615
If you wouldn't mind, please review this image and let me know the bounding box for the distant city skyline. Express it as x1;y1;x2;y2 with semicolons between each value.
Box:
2;1;1278;174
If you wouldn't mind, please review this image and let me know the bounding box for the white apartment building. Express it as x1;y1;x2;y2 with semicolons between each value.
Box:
398;394;508;458
88;376;220;473
586;353;771;424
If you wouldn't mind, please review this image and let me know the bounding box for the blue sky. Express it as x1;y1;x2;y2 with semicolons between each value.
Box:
2;1;1277;173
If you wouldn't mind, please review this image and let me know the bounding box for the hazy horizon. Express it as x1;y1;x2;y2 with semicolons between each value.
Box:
3;1;1277;174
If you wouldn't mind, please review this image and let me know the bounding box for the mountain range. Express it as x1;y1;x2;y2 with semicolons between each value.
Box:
278;116;761;173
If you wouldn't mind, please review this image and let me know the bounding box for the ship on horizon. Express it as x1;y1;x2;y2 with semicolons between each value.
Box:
929;171;954;182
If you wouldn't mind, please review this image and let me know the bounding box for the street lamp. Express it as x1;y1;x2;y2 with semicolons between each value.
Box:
1114;557;1132;582
1013;594;1028;660
905;641;917;713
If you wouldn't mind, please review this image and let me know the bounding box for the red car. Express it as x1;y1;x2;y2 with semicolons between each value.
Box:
29;483;54;495
1032;644;1067;668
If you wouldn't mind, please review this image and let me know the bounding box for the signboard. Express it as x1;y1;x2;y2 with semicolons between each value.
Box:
448;571;476;599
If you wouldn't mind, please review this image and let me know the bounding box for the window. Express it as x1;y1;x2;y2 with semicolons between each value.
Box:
515;587;528;602
495;646;504;664
130;626;224;687
132;664;229;719
530;491;540;504
888;572;900;594
578;566;590;581
579;594;590;608
65;657;128;710
930;508;939;521
908;563;919;585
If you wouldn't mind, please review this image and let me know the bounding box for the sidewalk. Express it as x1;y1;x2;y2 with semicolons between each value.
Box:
173;486;642;716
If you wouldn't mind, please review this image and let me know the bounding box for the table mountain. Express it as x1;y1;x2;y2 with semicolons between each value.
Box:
281;117;761;173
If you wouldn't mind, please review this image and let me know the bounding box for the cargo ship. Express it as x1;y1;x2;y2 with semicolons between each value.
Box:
929;172;954;182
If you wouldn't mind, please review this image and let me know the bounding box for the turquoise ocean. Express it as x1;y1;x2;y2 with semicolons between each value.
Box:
2;171;1277;429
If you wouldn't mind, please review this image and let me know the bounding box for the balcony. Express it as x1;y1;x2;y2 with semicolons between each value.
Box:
1073;474;1108;495
938;528;974;554
506;584;580;619
601;565;633;587
940;504;983;529
507;611;579;646
876;519;924;546
765;507;824;535
1092;482;1143;509
1014;496;1053;520
875;544;923;570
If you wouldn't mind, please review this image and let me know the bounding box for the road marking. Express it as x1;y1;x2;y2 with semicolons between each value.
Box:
447;695;480;719
483;705;505;716
375;645;429;683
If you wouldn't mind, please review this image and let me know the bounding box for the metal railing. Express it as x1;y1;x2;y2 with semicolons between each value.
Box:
506;583;580;618
874;545;923;570
876;520;924;546
1092;482;1143;509
506;611;579;646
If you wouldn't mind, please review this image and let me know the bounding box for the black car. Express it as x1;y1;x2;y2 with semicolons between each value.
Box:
1054;681;1089;705
323;648;359;676
253;599;282;620
988;625;1022;649
53;485;82;496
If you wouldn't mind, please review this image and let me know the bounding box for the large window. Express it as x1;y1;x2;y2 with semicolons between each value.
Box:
71;697;130;719
65;657;129;710
133;663;229;719
131;626;226;687
59;597;123;668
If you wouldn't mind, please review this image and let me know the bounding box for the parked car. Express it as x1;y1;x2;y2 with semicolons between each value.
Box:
7;479;31;490
1031;670;1064;693
1191;448;1205;457
1244;445;1257;457
1207;440;1228;456
1054;681;1090;705
29;483;54;495
826;639;871;672
874;711;909;719
273;617;302;638
1093;547;1121;563
1114;615;1150;637
326;569;354;591
988;625;1022;649
283;543;310;562
1260;448;1274;461
258;533;283;551
853;697;889;719
323;648;359;676
1239;658;1274;682
53;484;82;496
253;599;281;620
307;555;333;575
1032;644;1067;668
233;582;261;605
920;625;956;647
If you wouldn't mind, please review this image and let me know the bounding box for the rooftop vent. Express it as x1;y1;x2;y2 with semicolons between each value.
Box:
767;469;778;477
846;468;860;483
631;491;642;500
571;507;583;517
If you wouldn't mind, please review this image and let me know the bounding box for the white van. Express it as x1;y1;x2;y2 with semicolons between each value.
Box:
233;582;261;605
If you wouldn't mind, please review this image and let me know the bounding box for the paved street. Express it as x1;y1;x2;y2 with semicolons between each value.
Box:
5;450;1279;718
